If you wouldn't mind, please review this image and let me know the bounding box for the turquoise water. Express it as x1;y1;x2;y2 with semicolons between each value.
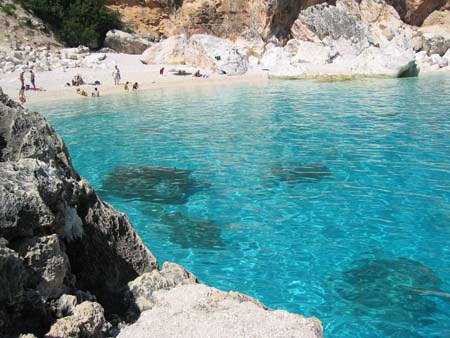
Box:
33;75;450;337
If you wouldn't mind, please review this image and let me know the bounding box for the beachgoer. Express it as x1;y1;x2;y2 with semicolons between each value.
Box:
91;88;100;97
30;70;36;89
124;81;129;91
112;65;121;85
160;67;164;76
19;71;25;87
76;88;88;97
19;86;26;104
193;70;201;78
72;75;83;86
132;82;139;91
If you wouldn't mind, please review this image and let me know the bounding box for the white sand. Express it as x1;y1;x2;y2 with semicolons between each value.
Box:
0;53;269;104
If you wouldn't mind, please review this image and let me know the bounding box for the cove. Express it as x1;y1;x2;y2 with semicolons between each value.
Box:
32;75;450;337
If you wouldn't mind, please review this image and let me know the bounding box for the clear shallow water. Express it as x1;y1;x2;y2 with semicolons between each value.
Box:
33;75;450;337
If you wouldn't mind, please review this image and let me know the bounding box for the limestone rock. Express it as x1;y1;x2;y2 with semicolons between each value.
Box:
54;294;78;318
141;34;249;75
286;39;337;64
184;35;249;75
421;31;450;55
0;160;62;240
0;239;27;307
104;30;153;54
261;46;305;78
349;43;418;77
45;301;110;338
83;53;108;67
140;35;187;64
18;235;70;300
234;30;266;58
388;0;448;26
117;284;323;338
293;3;372;50
125;262;197;312
0;87;158;335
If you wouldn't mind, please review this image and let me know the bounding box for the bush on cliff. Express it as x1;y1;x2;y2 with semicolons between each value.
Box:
19;0;122;49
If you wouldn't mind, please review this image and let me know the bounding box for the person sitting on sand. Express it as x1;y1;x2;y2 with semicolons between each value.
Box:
193;70;201;77
91;88;100;97
19;86;26;104
76;88;88;97
124;81;129;91
132;82;139;91
72;75;84;86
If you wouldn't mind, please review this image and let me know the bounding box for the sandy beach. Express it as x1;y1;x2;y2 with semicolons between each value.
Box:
0;53;269;105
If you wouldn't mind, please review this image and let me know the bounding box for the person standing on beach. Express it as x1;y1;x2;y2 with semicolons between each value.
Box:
30;70;36;89
19;71;25;88
19;86;26;104
112;65;121;85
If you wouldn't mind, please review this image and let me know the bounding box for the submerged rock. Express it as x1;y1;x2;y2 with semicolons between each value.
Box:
160;212;224;250
271;163;332;183
101;166;196;205
336;257;443;323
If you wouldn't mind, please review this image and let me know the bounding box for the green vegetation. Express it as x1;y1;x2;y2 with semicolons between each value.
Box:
0;2;17;16
18;0;122;48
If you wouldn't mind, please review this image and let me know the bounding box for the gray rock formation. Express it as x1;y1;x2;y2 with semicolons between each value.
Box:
124;262;197;313
294;4;371;45
45;301;110;338
0;87;157;337
118;284;323;338
104;30;153;54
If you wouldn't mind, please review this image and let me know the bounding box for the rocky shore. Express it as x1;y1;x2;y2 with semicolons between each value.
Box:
0;88;323;337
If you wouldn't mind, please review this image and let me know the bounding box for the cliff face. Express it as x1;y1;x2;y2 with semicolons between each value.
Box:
106;0;328;41
107;0;449;42
387;0;449;25
0;88;158;336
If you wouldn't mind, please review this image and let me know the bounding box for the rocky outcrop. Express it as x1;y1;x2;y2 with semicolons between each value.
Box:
262;1;420;78
141;34;249;75
118;284;323;338
45;301;110;338
106;0;326;43
387;0;448;26
0;87;157;337
104;30;153;54
124;262;197;314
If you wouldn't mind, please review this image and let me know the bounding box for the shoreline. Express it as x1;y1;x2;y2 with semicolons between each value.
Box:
0;53;270;105
0;52;449;105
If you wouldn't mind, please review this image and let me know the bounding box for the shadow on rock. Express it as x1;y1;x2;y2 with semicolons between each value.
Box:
101;166;207;205
160;212;225;250
335;257;446;325
271;163;332;184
